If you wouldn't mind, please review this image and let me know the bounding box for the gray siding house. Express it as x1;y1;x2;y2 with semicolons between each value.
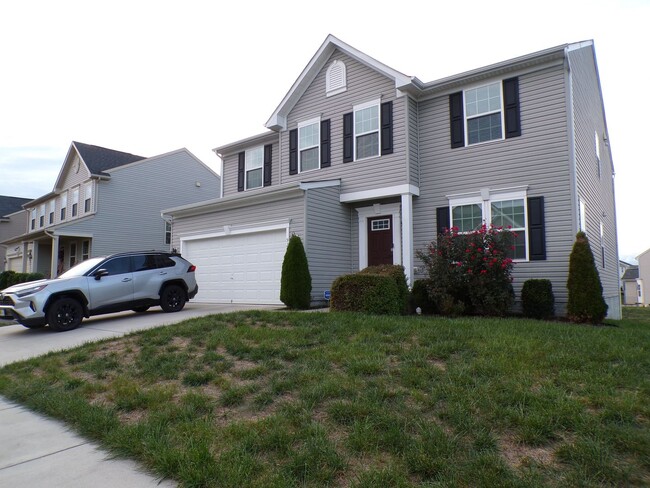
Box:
5;141;220;278
0;196;31;272
165;35;620;318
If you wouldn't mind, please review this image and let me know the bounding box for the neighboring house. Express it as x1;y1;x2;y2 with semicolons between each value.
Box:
0;196;31;272
636;248;650;306
621;265;641;305
619;259;635;279
164;35;620;318
3;141;220;278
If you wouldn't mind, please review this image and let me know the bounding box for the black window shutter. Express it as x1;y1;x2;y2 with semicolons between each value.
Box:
263;144;272;186
343;112;353;162
320;119;331;168
289;129;298;175
503;77;521;139
237;152;245;192
436;207;451;236
449;92;464;148
527;196;546;260
381;101;393;155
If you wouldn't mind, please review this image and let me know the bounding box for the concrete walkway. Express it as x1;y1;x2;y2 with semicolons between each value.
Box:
0;303;279;487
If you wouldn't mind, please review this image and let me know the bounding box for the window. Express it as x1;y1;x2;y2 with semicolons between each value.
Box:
69;242;77;268
449;190;528;260
71;188;79;217
165;221;172;245
449;77;520;149
465;82;503;144
579;198;586;232
60;192;67;220
245;146;263;190
354;100;380;160
371;218;390;231
299;118;320;172
100;256;132;275
326;60;347;96
38;204;45;227
49;200;55;225
84;182;93;213
30;209;36;230
82;240;90;261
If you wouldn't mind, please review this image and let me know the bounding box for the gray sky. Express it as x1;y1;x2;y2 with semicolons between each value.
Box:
1;0;647;262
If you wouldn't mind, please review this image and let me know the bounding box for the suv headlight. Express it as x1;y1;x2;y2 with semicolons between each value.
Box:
15;284;48;298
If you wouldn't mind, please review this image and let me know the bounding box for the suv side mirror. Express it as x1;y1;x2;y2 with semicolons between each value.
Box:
93;269;109;280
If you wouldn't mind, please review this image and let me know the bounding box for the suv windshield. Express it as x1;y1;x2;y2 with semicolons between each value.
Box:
58;257;105;278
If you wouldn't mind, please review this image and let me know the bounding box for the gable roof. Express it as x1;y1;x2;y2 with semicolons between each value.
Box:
622;267;639;281
0;195;31;218
265;34;413;131
72;141;147;176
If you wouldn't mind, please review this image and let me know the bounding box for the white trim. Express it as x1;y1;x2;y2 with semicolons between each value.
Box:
298;116;321;173
326;60;347;97
299;180;341;190
356;203;401;270
463;80;505;146
244;145;264;191
340;184;419;203
353;99;381;161
180;221;290;247
401;193;414;286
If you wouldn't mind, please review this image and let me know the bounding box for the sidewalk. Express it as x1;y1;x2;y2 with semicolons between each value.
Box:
0;303;280;487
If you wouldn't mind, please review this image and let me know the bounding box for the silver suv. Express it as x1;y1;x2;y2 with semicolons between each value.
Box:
0;251;198;332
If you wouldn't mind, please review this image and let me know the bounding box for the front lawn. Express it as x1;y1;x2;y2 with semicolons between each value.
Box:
1;309;648;487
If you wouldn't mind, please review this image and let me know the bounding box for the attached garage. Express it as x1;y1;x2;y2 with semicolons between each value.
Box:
182;227;288;305
7;255;23;272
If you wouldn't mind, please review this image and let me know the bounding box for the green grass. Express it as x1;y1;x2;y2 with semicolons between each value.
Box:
1;308;649;487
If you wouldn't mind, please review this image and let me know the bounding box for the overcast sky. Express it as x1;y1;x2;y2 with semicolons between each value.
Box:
1;0;647;262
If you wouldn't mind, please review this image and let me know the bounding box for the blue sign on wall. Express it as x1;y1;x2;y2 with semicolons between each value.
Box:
324;290;331;300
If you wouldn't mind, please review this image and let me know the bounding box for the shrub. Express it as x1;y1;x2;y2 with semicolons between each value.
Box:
566;232;608;324
280;234;312;309
331;274;401;315
521;279;555;319
0;271;45;290
410;279;436;314
358;265;409;314
417;224;515;316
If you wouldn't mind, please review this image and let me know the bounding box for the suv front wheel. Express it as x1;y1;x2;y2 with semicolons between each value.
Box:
160;285;186;313
47;297;84;332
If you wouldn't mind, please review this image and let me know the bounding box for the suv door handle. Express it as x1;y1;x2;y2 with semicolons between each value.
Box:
159;271;167;275
122;278;132;282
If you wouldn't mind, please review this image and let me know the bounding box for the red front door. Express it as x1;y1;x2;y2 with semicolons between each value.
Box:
368;216;393;266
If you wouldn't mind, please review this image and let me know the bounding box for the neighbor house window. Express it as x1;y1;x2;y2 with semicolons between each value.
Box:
579;198;586;232
465;82;503;145
245;146;263;190
298;118;320;172
30;209;36;230
39;204;45;228
49;200;55;224
82;240;90;261
71;188;79;217
84;182;93;213
69;242;77;268
165;221;172;245
60;192;67;220
449;190;528;260
354;100;380;160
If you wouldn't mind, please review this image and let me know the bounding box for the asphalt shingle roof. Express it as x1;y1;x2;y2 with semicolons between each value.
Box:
622;267;639;280
0;195;32;218
73;141;147;176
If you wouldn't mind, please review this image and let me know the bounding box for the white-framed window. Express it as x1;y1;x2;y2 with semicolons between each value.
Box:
298;117;320;172
30;208;36;230
71;188;79;217
326;60;347;96
60;192;67;220
165;221;172;245
579;198;586;232
82;240;90;261
371;218;390;231
354;99;380;160
245;146;263;190
449;189;528;260
39;204;45;228
84;182;93;213
48;200;55;225
464;82;503;145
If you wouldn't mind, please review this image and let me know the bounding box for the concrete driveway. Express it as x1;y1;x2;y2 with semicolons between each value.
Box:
0;302;279;487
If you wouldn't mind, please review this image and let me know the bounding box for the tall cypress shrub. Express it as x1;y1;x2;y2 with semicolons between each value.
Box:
280;234;312;309
566;231;608;324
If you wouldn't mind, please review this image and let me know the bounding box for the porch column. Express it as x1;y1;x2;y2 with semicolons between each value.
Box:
401;193;414;287
51;235;59;277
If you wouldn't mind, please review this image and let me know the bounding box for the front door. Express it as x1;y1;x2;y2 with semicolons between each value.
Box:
368;216;393;266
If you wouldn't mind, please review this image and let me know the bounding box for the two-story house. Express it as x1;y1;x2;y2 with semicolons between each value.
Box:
0;195;31;272
164;35;620;319
4;141;220;278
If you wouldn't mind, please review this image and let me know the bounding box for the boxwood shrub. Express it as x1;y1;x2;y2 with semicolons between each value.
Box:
331;265;408;315
0;271;45;290
521;279;555;320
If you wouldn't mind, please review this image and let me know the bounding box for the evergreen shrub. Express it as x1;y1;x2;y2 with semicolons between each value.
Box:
521;279;555;319
280;234;312;309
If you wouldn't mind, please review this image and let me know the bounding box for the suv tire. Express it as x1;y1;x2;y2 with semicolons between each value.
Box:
160;285;186;313
47;297;84;332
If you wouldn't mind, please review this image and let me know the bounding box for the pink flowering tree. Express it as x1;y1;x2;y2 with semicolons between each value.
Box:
417;224;516;316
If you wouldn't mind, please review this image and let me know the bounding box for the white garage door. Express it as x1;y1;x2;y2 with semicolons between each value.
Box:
183;229;287;305
7;256;22;272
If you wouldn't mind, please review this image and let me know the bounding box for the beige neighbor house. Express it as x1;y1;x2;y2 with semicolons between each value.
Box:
164;35;620;318
635;248;650;306
621;265;640;306
0;196;31;272
3;141;220;278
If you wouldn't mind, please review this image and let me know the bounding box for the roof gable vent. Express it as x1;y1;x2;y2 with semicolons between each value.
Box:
326;60;346;97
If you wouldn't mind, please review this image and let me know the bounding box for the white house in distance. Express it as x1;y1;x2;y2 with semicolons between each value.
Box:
0;195;31;272
3;141;220;278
